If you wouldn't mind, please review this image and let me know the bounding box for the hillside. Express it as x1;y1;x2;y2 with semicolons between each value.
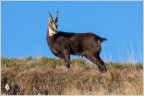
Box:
1;57;143;95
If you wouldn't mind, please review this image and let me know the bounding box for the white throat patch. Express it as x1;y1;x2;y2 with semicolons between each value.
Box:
49;27;56;37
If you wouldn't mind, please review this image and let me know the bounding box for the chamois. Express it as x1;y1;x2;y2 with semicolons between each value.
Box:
46;11;107;72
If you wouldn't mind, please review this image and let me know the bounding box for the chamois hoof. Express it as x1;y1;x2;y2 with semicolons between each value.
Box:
99;66;107;73
66;64;71;69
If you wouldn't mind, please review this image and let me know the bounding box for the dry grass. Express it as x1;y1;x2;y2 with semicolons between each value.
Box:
1;57;143;95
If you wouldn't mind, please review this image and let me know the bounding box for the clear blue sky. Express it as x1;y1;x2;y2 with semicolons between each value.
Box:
2;1;143;63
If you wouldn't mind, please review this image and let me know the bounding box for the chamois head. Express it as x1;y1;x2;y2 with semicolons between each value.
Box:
48;11;58;36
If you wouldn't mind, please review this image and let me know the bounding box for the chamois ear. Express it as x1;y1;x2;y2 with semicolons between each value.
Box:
48;12;53;23
54;11;58;23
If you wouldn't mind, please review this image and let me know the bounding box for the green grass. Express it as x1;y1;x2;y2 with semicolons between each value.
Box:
1;57;143;95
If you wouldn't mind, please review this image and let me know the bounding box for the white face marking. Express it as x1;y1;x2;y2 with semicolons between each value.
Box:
53;23;57;31
48;18;57;37
48;26;57;37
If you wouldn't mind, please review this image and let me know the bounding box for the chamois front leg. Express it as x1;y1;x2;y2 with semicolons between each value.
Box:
62;49;70;68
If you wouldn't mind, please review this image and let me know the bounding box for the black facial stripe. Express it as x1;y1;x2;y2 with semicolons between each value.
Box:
49;25;57;32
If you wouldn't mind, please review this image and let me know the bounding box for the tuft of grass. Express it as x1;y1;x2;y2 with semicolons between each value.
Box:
1;57;143;95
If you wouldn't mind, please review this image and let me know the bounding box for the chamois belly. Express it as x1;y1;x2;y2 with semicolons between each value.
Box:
73;52;85;56
70;42;84;56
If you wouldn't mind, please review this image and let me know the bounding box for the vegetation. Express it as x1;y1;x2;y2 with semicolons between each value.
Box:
1;57;143;95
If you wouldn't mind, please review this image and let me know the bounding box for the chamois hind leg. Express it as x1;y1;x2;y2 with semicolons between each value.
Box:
62;49;70;68
85;53;107;72
95;54;107;72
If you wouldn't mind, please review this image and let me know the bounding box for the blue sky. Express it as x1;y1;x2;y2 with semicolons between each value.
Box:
1;1;143;63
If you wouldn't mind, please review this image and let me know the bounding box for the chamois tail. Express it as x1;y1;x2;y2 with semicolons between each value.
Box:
100;37;107;42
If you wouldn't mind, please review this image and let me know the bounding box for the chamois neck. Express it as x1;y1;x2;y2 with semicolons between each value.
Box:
48;27;56;37
47;29;55;42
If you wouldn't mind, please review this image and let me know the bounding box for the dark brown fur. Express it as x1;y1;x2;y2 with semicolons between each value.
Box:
47;31;107;72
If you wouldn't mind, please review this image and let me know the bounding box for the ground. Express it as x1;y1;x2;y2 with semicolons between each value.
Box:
1;57;143;95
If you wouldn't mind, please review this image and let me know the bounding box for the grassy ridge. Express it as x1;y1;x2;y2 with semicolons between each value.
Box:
1;57;143;95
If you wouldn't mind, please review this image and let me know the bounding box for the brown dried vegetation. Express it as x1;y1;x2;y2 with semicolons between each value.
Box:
1;57;143;95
